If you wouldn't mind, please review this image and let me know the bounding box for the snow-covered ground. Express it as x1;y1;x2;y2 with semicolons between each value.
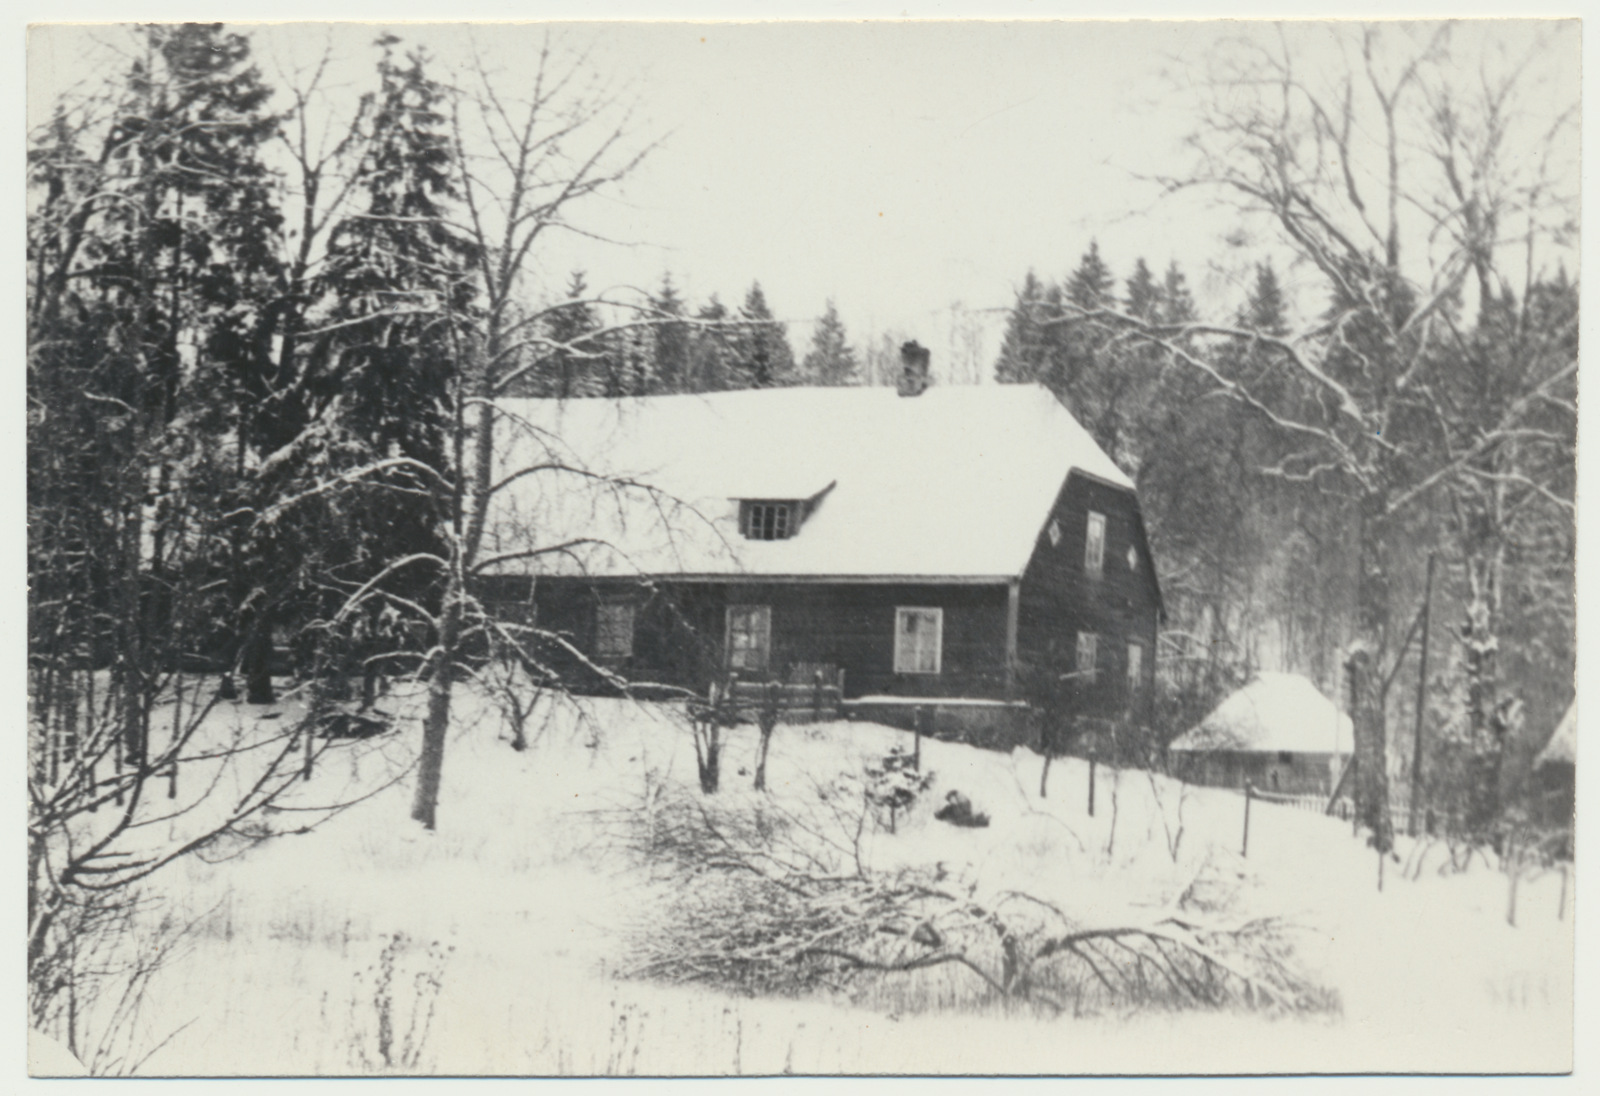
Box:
32;685;1574;1076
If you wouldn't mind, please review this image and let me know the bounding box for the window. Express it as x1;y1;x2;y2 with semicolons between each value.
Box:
742;501;796;541
1084;511;1106;575
595;603;636;661
726;605;772;672
894;608;943;674
1126;641;1143;693
1076;631;1098;681
1126;544;1139;572
1047;518;1062;547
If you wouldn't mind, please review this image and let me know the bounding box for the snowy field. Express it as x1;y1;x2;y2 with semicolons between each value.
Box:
31;683;1573;1076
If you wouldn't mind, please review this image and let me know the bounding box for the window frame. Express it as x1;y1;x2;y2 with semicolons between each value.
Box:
725;604;773;673
594;601;637;661
1126;640;1143;701
894;606;944;675
1084;511;1107;575
1075;630;1099;682
741;501;796;541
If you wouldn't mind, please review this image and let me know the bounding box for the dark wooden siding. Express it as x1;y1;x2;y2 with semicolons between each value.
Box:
1170;750;1343;796
482;469;1162;713
1015;472;1162;722
514;577;1012;699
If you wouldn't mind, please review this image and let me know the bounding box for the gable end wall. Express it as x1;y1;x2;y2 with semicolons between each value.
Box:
1015;472;1162;720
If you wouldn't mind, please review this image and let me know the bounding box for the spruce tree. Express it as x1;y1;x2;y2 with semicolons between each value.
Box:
540;271;606;398
1239;261;1287;335
731;282;796;388
1124;257;1162;321
29;23;286;723
1052;242;1119;453
649;273;691;393
268;35;478;697
800;299;859;386
994;270;1051;384
1065;241;1116;311
1160;261;1197;325
688;295;733;392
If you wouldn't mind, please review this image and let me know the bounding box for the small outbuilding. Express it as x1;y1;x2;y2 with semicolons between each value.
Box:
1167;672;1354;796
1532;703;1575;838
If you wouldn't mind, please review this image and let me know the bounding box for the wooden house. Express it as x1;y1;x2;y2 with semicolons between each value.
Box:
479;346;1163;737
1167;672;1354;796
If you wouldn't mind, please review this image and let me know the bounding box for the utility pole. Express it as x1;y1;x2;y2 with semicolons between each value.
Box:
1408;553;1435;837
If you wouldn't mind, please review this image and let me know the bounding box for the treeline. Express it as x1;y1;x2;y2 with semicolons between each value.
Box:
993;239;1576;837
502;276;866;397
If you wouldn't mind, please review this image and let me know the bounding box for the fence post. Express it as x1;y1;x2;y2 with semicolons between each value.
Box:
1088;757;1097;818
913;705;928;770
812;670;823;722
1506;842;1520;928
1558;863;1568;922
1241;781;1253;858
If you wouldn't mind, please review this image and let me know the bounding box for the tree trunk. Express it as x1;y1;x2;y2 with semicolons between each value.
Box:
411;586;462;830
754;681;780;791
242;610;276;705
120;491;147;769
1346;495;1396;853
754;725;772;792
695;722;721;794
1460;538;1514;831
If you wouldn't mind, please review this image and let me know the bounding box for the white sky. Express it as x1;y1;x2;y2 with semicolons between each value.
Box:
40;18;1583;380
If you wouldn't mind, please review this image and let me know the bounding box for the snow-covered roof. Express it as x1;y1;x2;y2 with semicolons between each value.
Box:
1536;703;1575;768
1168;672;1354;756
482;384;1134;580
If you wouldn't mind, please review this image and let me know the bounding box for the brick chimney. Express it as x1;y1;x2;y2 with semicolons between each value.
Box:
897;340;931;397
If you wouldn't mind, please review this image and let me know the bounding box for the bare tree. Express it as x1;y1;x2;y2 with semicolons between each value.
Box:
1042;24;1577;851
390;34;658;828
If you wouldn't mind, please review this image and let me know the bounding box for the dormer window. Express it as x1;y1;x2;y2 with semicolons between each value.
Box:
741;500;798;540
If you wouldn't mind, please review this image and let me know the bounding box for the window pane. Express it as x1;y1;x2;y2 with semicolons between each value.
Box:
1077;631;1097;677
1085;512;1106;574
596;603;634;659
728;606;769;671
896;608;941;674
1127;642;1142;690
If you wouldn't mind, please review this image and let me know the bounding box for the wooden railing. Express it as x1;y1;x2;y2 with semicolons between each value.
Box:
709;665;845;724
